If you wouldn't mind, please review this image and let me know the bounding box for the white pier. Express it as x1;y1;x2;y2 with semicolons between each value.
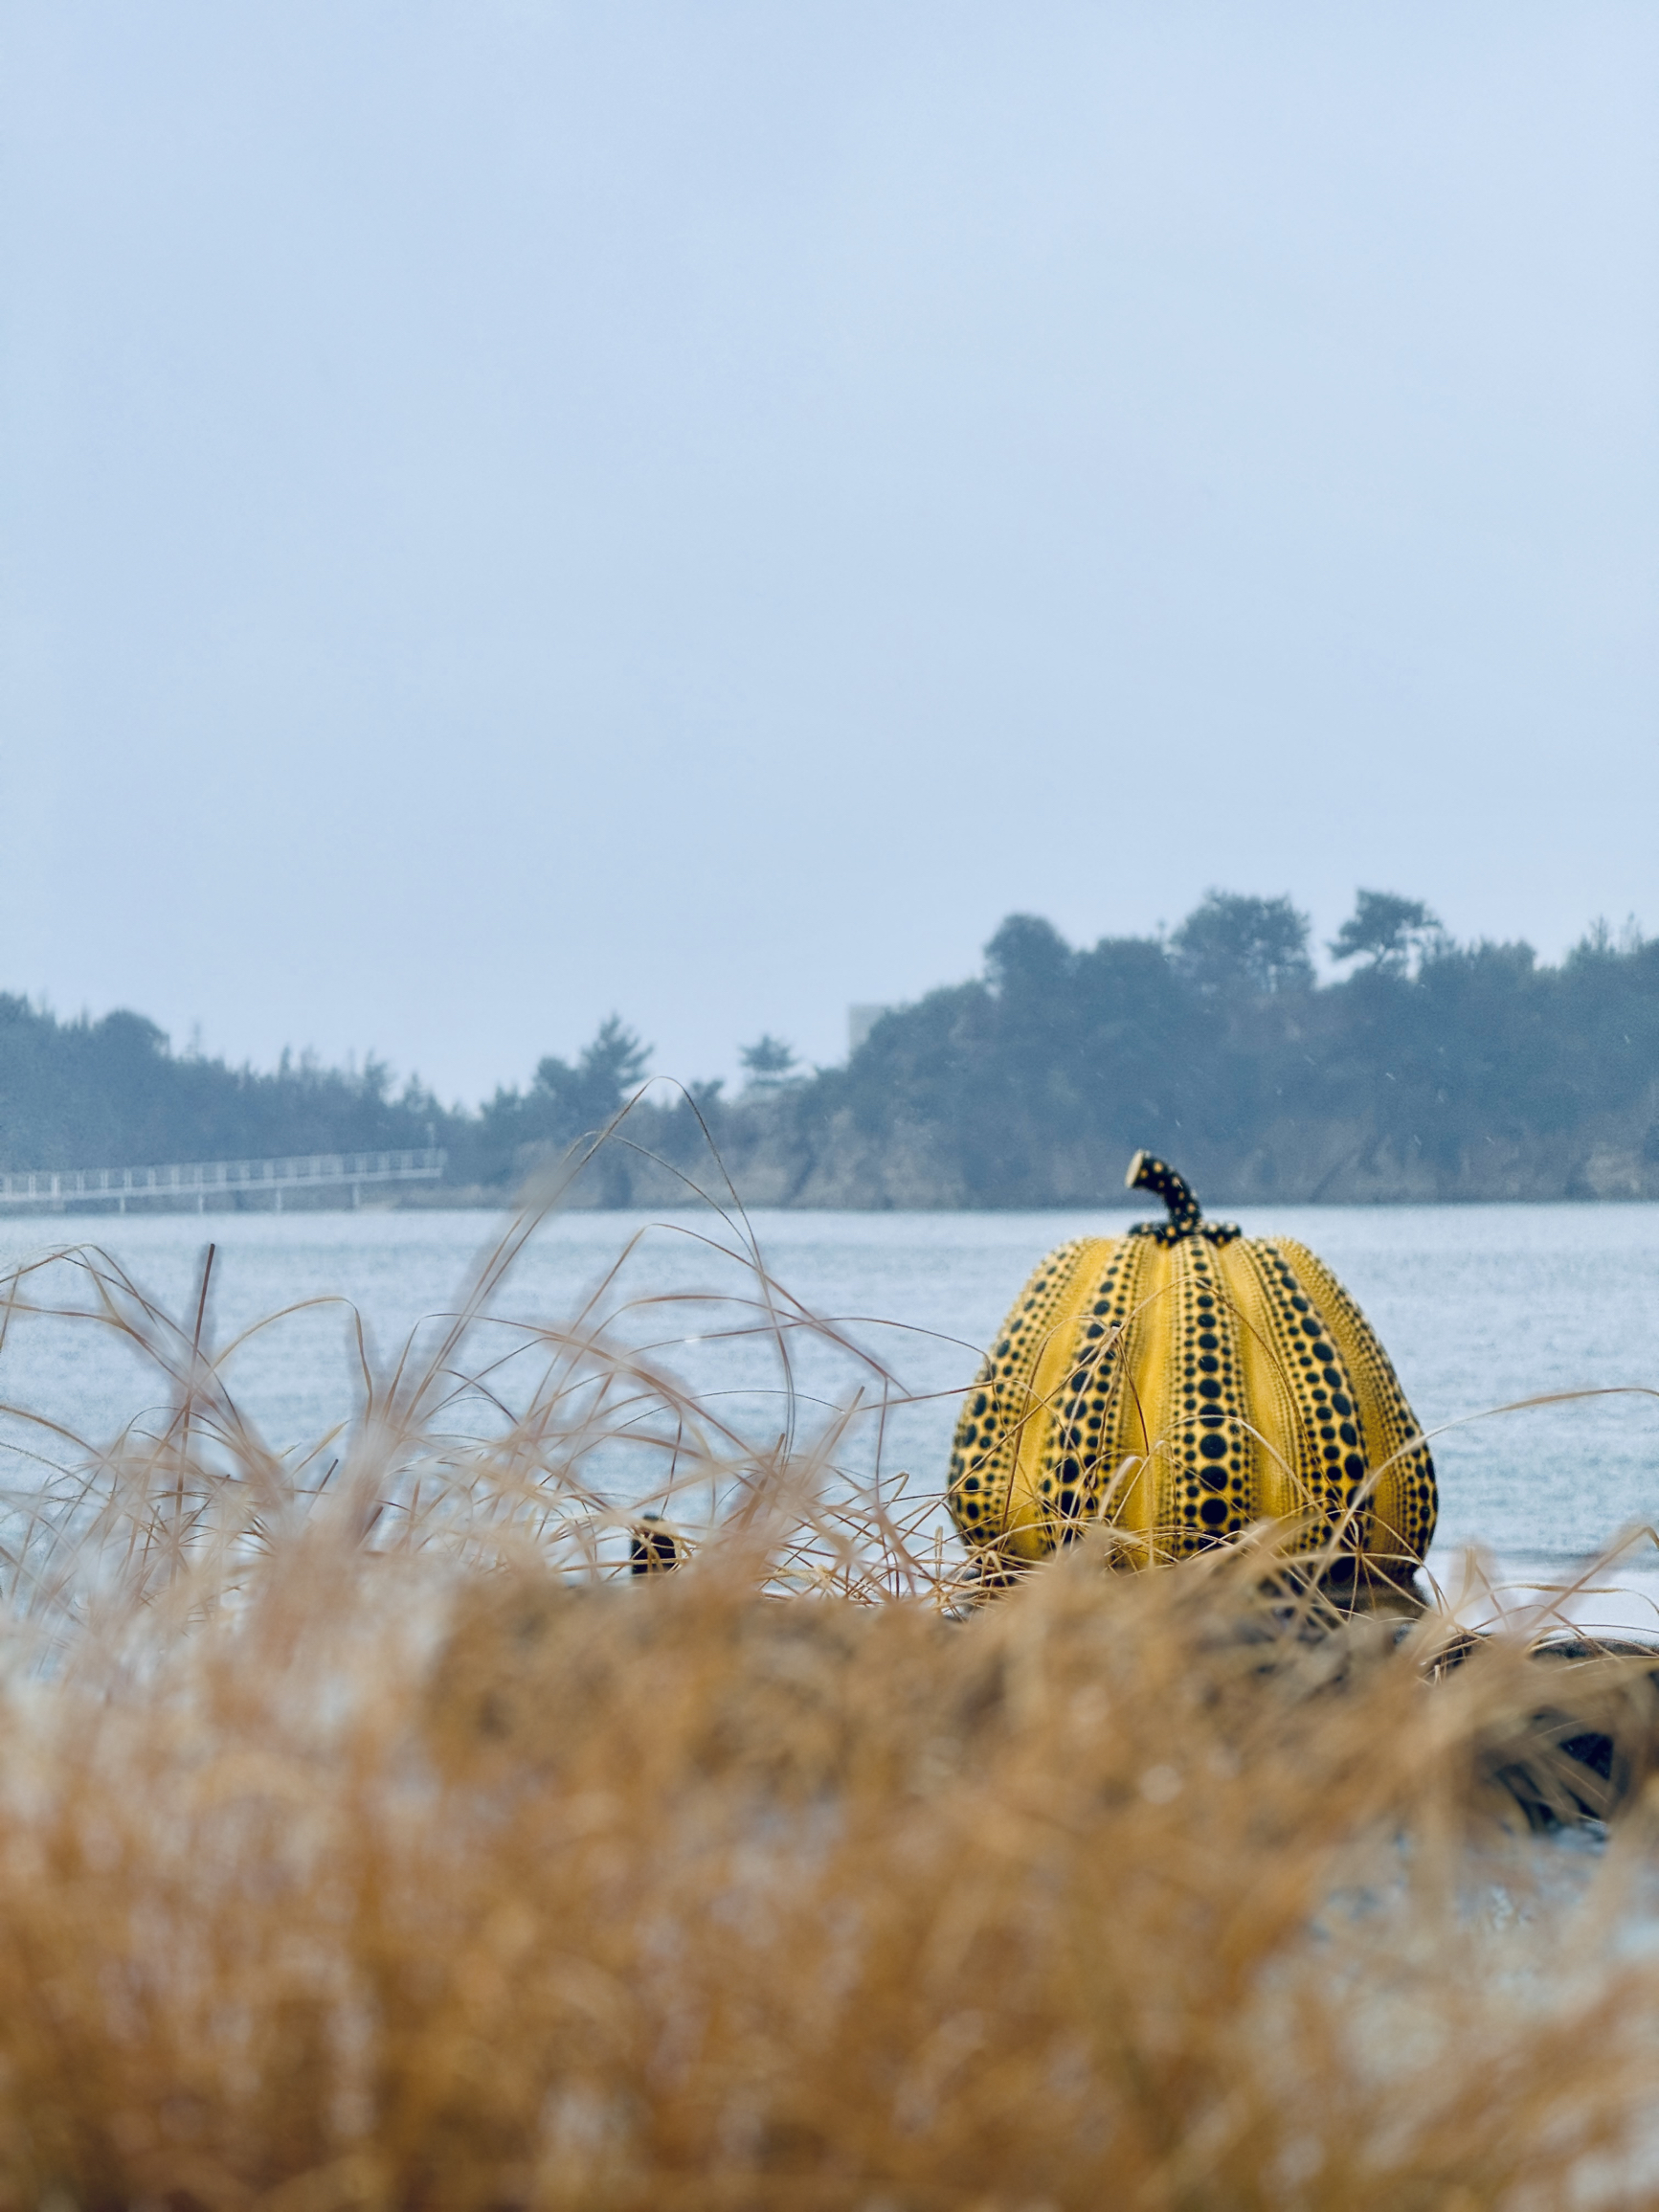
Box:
0;1147;447;1214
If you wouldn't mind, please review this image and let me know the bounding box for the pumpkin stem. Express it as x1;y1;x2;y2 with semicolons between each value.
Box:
1125;1153;1241;1245
1125;1151;1205;1237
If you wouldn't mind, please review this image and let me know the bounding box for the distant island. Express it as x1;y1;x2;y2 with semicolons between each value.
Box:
4;890;1656;1208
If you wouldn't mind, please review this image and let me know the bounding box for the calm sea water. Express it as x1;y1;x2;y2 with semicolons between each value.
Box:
2;1202;1655;1621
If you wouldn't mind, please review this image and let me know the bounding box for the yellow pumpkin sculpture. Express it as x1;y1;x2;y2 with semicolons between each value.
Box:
947;1152;1437;1592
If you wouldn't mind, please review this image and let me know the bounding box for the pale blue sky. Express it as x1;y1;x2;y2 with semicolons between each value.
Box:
4;2;1655;1104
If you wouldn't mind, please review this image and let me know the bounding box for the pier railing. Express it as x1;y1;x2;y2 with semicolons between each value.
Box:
0;1148;447;1213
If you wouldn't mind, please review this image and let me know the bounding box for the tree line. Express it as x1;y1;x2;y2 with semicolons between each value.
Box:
0;1002;448;1174
3;890;1656;1204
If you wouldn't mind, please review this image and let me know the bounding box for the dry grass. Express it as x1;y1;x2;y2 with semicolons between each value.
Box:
1;1185;1658;2210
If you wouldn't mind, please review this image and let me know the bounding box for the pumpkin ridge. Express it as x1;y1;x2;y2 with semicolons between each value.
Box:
1159;1230;1251;1553
1049;1237;1145;1539
946;1236;1089;1556
1214;1238;1329;1536
1017;1237;1128;1550
1087;1237;1166;1556
1225;1237;1367;1556
1272;1238;1437;1573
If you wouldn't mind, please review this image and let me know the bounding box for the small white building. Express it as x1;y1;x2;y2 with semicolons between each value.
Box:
847;1004;896;1057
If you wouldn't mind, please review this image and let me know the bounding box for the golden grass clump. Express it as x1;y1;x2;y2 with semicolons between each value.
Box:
0;1198;1658;2210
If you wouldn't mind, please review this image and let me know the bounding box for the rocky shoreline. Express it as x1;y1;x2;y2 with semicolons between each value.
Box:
395;1097;1659;1211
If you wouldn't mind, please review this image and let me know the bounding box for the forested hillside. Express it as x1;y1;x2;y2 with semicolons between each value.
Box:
4;891;1657;1206
623;892;1659;1207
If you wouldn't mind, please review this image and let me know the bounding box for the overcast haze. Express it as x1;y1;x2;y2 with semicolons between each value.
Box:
4;2;1655;1108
